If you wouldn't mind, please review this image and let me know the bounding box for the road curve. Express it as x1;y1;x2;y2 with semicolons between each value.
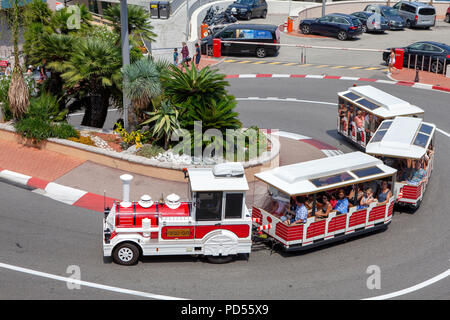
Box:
1;77;449;300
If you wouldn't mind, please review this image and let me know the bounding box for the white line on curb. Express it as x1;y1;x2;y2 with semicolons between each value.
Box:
363;268;450;300
0;262;187;300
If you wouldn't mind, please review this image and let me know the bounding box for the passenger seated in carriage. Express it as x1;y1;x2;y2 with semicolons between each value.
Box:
281;196;308;225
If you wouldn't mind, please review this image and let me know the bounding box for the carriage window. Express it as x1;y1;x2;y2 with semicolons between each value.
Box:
225;193;243;219
413;133;430;148
378;121;392;130
195;192;223;221
310;172;354;188
419;123;433;135
370;129;387;143
351;166;384;178
343;92;360;101
357;98;379;111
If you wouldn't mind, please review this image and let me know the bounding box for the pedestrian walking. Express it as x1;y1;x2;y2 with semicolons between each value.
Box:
173;48;179;66
194;43;201;70
388;48;398;74
180;42;190;71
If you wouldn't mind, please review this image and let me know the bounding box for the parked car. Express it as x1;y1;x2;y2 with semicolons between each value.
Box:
200;24;280;58
364;4;405;30
299;13;363;41
226;0;268;20
351;11;390;33
445;5;450;23
382;41;450;73
392;1;436;29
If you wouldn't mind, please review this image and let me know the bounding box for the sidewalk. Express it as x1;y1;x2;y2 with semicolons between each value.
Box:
0;133;339;212
389;68;450;91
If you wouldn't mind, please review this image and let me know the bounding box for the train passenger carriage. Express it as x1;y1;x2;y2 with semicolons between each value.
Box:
366;117;436;209
337;85;424;149
103;163;252;265
252;152;397;251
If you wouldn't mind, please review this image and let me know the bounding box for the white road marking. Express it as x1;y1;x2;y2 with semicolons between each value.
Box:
236;97;336;106
436;128;450;138
363;268;450;300
68;108;119;117
0;262;187;300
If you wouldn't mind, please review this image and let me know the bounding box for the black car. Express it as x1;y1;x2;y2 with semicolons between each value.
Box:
351;11;389;33
364;4;405;30
382;41;450;73
299;13;363;41
201;24;280;58
226;0;268;20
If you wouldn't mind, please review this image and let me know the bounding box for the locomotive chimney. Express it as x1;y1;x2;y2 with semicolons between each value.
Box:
120;174;133;207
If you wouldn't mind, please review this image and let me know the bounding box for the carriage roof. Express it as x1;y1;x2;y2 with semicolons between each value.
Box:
255;151;396;196
338;85;424;118
366;117;436;159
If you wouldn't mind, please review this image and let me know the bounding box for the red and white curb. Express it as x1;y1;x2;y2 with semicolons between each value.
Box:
0;169;116;213
225;74;450;93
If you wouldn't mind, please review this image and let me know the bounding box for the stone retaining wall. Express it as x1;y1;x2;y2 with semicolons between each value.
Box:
0;123;280;182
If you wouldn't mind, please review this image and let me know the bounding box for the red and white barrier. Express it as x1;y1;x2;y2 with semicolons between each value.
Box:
252;217;261;223
257;223;272;232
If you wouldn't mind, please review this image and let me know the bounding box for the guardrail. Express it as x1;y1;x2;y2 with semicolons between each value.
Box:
215;40;389;64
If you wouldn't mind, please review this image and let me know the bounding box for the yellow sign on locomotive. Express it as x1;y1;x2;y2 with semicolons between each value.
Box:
166;228;192;237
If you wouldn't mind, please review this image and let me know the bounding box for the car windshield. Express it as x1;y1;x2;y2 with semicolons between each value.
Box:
235;0;253;4
382;7;398;16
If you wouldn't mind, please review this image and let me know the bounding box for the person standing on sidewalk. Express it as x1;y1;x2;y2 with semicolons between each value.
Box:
173;48;179;66
194;43;201;70
180;42;190;71
388;48;397;74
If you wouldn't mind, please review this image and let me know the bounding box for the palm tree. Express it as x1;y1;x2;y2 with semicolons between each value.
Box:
141;100;181;150
52;37;122;128
28;33;77;109
103;4;157;44
122;57;162;130
7;0;30;120
162;66;229;106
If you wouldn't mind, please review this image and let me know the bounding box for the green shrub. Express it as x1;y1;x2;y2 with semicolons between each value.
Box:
27;92;67;122
15;117;53;143
51;122;78;139
136;144;165;158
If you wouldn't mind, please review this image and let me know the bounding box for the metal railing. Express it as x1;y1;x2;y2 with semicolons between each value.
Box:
405;54;447;75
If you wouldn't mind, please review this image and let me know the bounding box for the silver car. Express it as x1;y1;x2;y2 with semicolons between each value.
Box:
392;1;436;28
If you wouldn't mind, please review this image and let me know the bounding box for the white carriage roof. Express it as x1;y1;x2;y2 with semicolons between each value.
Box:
338;85;424;118
188;165;249;192
366;117;436;159
255;151;396;196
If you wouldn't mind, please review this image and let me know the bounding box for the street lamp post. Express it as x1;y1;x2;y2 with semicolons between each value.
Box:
322;0;326;17
186;0;190;41
120;0;130;131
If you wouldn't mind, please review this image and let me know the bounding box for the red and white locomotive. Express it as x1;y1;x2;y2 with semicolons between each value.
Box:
103;163;252;265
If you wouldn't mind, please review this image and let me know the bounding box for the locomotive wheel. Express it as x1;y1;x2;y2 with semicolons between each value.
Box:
206;255;234;264
113;242;140;265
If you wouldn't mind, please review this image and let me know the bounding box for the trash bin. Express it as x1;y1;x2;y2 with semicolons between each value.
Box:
158;1;171;19
150;1;160;19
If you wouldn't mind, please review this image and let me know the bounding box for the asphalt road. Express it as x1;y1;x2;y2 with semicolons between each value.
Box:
2;77;449;300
